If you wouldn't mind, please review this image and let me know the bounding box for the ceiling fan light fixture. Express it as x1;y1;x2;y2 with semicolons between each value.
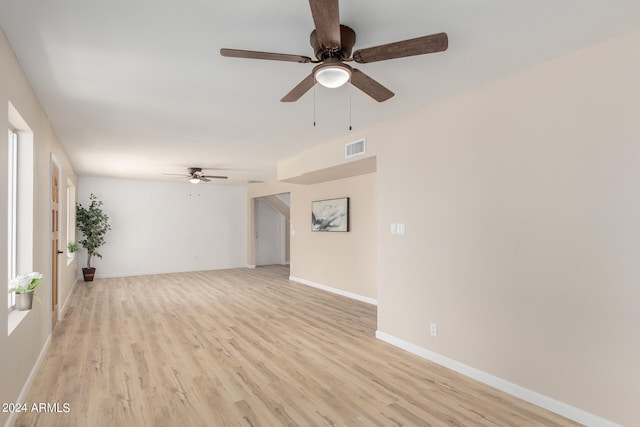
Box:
189;177;201;184
315;65;351;88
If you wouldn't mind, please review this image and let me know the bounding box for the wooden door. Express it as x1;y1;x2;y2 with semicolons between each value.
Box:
51;162;59;330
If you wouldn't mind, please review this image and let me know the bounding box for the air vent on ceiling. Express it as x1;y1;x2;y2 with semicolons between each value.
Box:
345;138;366;159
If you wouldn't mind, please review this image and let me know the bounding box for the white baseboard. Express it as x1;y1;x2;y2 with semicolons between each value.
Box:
5;334;52;427
246;264;256;269
375;331;621;427
289;276;377;306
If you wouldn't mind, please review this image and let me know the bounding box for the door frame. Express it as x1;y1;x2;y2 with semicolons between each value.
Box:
50;153;61;329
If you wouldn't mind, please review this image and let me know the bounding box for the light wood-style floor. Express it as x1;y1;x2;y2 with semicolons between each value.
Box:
15;266;580;426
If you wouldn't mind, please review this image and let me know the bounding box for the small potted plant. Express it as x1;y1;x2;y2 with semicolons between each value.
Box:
76;193;111;281
67;241;78;258
8;272;44;311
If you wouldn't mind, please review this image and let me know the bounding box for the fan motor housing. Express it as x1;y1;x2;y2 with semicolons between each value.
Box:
310;25;356;60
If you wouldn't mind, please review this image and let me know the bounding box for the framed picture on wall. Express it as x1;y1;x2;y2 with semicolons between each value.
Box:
311;197;349;232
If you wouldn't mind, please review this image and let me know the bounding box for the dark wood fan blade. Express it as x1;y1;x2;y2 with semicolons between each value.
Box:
220;48;312;63
200;177;211;182
202;175;229;179
353;32;448;63
350;69;394;102
309;0;341;49
281;73;316;102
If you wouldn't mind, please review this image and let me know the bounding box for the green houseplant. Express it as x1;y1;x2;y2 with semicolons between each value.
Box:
76;193;111;281
8;272;44;310
67;240;78;260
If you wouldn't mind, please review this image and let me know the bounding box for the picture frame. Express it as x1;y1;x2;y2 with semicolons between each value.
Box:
311;197;349;232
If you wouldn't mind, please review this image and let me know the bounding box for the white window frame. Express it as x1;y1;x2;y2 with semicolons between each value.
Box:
66;181;76;262
7;102;35;334
7;128;18;309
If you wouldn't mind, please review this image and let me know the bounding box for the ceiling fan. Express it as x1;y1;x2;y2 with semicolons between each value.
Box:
163;168;228;184
220;0;448;102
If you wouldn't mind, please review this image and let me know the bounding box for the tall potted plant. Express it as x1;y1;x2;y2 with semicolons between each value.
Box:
76;193;111;281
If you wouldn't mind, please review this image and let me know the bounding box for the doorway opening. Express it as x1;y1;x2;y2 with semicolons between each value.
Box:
253;193;290;267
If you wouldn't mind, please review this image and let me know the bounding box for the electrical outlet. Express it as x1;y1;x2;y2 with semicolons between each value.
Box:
430;323;438;337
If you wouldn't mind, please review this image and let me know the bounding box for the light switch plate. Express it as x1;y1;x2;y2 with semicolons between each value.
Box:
397;224;406;235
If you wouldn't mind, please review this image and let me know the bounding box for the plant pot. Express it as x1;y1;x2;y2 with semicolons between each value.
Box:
82;267;96;282
15;293;34;311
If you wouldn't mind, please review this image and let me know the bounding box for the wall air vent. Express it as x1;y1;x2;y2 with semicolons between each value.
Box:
345;138;366;159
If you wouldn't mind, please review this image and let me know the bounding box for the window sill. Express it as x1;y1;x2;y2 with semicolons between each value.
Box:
8;308;30;335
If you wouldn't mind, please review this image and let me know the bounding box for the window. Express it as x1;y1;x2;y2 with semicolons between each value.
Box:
7;128;17;309
66;181;76;261
7;102;34;319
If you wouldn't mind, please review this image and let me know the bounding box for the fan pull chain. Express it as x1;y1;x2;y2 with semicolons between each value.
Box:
313;85;316;127
349;83;352;131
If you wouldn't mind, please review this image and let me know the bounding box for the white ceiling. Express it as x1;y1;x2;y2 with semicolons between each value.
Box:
1;0;640;184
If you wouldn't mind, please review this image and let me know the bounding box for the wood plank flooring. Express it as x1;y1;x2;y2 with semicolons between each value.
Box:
14;266;580;426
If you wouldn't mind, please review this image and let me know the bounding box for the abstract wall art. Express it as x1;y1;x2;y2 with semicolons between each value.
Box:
311;197;349;232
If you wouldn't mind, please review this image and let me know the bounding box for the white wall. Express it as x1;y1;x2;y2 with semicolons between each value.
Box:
78;177;247;278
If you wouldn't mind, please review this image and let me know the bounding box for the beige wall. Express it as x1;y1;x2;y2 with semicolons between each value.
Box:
248;174;377;300
0;29;78;426
289;173;377;300
278;29;640;426
376;29;640;426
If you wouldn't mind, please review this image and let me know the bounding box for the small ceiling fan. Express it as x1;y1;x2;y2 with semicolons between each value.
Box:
220;0;448;102
163;167;228;184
